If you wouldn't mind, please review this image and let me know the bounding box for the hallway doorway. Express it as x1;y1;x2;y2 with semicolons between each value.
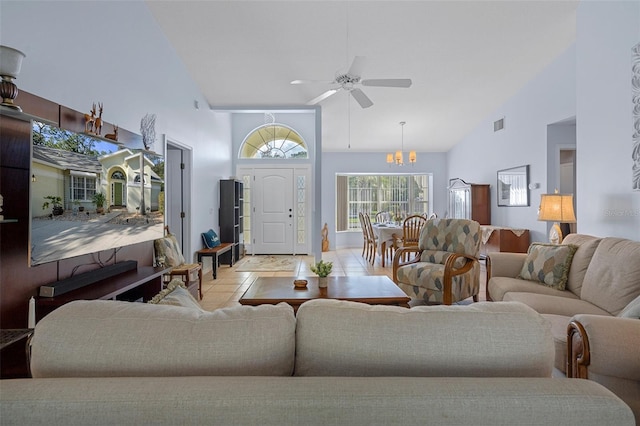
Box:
165;137;192;257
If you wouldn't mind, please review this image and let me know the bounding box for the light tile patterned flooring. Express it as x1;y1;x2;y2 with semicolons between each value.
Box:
198;248;487;311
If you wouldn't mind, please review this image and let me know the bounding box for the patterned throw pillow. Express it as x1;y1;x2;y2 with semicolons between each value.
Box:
148;279;204;311
154;234;186;267
201;229;221;248
518;243;578;290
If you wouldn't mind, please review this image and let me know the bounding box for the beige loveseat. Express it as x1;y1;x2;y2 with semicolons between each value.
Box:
0;298;634;425
487;234;640;423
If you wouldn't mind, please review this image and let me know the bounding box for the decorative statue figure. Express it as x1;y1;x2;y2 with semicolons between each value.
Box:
321;223;329;252
105;124;119;141
84;103;96;133
94;102;103;135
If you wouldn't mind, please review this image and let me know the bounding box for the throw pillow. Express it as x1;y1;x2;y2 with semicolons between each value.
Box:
148;279;204;311
154;233;186;267
201;229;221;248
618;295;640;319
517;243;578;290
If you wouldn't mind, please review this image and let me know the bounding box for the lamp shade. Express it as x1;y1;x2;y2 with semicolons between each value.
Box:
386;153;393;163
537;193;576;223
409;150;416;164
395;150;403;165
0;45;26;78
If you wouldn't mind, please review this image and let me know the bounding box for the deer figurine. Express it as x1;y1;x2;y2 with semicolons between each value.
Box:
94;102;103;135
105;124;119;141
84;103;96;133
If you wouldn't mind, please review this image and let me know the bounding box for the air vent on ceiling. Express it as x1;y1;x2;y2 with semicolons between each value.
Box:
494;117;505;132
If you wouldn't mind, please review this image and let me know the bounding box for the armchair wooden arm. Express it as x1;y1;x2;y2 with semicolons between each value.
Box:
392;247;422;283
442;253;478;305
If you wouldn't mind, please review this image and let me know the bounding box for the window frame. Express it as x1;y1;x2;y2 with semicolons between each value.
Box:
70;175;97;202
336;173;433;232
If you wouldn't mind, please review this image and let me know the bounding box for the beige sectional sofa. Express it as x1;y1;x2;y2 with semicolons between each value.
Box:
487;234;640;424
0;298;635;425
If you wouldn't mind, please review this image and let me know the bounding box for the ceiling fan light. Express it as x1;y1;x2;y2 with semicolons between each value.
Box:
386;153;394;163
409;151;416;164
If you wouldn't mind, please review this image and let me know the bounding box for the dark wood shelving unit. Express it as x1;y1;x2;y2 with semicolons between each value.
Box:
219;179;244;264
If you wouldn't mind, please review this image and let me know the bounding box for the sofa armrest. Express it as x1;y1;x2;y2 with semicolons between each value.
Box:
567;315;640;381
486;252;527;280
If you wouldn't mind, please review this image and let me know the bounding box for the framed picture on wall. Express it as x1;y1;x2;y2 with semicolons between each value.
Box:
497;165;530;206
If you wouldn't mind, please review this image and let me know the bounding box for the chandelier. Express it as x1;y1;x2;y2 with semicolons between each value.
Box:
386;121;416;165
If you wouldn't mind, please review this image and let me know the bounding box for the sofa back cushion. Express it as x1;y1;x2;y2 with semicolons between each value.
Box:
294;299;553;377
30;300;296;378
561;234;602;296
581;237;640;315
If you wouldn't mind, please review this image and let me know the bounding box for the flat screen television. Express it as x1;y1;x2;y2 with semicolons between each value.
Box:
29;121;164;266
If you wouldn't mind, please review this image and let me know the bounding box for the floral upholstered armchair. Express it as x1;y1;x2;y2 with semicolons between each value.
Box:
392;218;482;305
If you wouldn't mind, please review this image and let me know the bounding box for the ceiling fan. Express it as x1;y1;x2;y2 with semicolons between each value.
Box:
291;56;412;109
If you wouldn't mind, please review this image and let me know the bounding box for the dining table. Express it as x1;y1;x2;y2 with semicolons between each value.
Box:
371;223;403;267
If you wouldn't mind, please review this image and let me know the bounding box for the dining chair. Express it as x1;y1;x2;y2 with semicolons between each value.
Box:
395;214;427;261
358;212;368;258
403;215;428;246
362;213;378;265
374;211;389;224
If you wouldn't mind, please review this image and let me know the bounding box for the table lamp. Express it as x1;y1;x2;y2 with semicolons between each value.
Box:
0;45;26;112
537;190;576;244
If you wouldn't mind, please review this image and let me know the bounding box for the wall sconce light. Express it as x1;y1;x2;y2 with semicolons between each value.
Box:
0;45;26;112
32;174;36;183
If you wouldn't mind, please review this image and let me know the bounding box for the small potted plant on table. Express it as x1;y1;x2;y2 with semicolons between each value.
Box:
310;260;333;288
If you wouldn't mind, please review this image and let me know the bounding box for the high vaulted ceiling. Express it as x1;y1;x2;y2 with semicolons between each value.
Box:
146;1;578;153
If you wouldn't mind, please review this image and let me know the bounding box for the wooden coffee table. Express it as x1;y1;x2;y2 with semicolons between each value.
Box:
239;276;410;312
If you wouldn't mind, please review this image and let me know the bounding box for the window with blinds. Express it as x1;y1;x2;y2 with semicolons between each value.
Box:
336;174;432;232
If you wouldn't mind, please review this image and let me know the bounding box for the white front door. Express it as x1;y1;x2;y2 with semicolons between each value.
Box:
253;168;294;254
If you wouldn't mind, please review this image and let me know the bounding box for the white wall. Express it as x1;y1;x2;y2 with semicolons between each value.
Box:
447;45;577;243
322;151;448;249
0;1;232;260
576;1;640;240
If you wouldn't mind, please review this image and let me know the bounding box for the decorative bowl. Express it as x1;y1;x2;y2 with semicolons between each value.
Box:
293;279;308;289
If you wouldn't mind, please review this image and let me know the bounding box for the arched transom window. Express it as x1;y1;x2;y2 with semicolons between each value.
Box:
240;124;308;159
111;170;125;180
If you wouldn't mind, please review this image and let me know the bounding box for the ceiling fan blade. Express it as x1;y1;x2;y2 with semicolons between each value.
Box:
350;88;373;109
307;89;339;105
361;78;412;88
291;79;334;85
347;56;366;77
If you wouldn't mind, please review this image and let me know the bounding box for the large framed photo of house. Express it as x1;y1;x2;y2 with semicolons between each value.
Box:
497;165;530;207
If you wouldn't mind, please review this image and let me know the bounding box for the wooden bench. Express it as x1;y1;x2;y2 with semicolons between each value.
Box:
196;243;234;279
